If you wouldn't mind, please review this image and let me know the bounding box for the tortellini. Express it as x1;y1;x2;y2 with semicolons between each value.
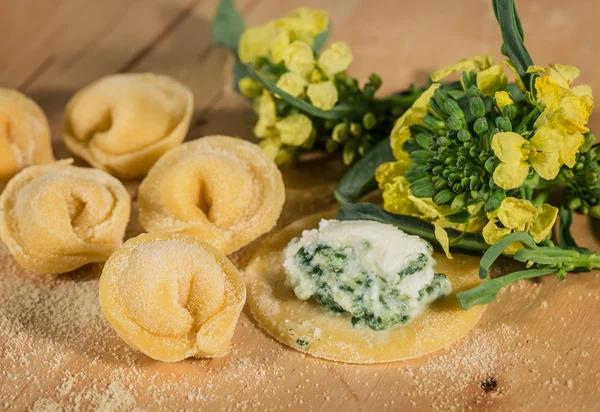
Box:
99;232;246;362
0;88;54;182
0;160;130;274
138;135;285;255
63;73;194;179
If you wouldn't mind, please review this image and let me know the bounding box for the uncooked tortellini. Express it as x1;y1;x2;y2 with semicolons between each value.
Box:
63;73;193;179
138;135;285;255
0;88;54;182
99;232;246;362
0;160;130;273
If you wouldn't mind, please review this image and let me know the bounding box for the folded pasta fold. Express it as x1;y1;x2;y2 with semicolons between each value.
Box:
99;232;246;362
63;73;193;179
0;160;130;274
0;88;54;182
138;135;285;255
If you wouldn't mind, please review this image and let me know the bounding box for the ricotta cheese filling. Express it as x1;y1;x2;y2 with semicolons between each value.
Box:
283;219;451;330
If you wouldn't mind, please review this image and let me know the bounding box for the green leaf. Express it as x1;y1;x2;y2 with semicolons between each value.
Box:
478;231;537;279
559;206;579;249
246;63;365;120
212;0;245;52
334;138;395;205
457;268;556;309
493;0;534;89
337;203;489;255
312;23;331;52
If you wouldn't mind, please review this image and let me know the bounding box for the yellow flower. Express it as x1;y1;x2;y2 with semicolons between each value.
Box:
389;84;440;158
477;64;507;96
259;137;282;160
254;91;277;138
494;91;514;111
528;64;594;134
238;22;279;64
380;175;419;216
275;8;329;45
238;77;262;98
307;81;338;110
376;152;411;187
491;130;565;189
434;224;452;259
282;41;315;77
430;54;493;82
270;30;291;63
276;72;308;97
318;42;353;78
275;113;313;146
483;198;558;254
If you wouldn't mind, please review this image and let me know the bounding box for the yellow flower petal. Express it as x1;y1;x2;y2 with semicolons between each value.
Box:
376;155;411;189
318;42;353;78
276;8;329;43
534;76;565;110
434;224;453;260
494;91;514;111
482;219;512;245
275;113;313;146
430;54;493;82
270;30;291;63
477;64;508;96
491;132;528;164
259;137;282;160
529;127;578;177
493;162;530;190
381;176;419;216
408;196;454;220
559;132;585;168
282;41;315;77
390;84;440;159
557;94;593;133
530;204;558;243
276;72;308;97
529;151;561;180
254;91;277;138
497;198;538;231
238;22;279;64
307;81;338;110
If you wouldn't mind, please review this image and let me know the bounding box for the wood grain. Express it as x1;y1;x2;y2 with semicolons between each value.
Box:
1;0;600;411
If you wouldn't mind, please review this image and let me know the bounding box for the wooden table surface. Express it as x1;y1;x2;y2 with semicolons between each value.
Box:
1;0;600;411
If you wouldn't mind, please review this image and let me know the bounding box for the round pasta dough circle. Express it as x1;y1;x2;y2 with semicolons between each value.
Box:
245;212;487;364
63;73;193;179
99;232;246;362
0;88;54;182
0;160;130;274
138;135;285;255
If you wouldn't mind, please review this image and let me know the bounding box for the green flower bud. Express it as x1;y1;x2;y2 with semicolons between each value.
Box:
457;130;472;142
448;173;459;183
326;139;339;153
368;73;382;90
424;114;446;131
345;77;358;89
444;156;456;166
363;84;376;99
432;165;445;175
461;177;470;187
591;186;600;198
585;172;597;185
410;150;431;164
458;147;469;157
462;72;477;92
474;117;488;135
324;119;337;130
466;84;482;98
485;157;497;173
464;162;474;175
484;190;506;213
463;140;475;149
431;175;441;184
332;122;349;143
446;116;464;131
437;136;452;147
478;185;491;201
434;179;449;190
469;175;481;191
495;116;512;132
489;177;499;190
451;193;467;210
580;132;596;153
567;197;582;209
469;147;479;158
434;189;456;205
471;190;479;200
415;131;433;149
469;97;486;118
411;178;436;198
452;182;464;193
591;205;600;219
363;112;377;130
405;165;427;182
502;104;518;120
343;140;358;165
457;156;468;167
350;123;362;137
444;99;464;118
437;146;450;157
478;150;490;162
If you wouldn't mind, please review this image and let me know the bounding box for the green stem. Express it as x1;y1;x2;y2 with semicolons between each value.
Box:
456;268;556;309
515;107;540;133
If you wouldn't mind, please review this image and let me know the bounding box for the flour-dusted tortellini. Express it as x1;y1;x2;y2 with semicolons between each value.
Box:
138;135;285;255
63;73;194;179
0;160;130;274
99;232;246;362
0;88;54;182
